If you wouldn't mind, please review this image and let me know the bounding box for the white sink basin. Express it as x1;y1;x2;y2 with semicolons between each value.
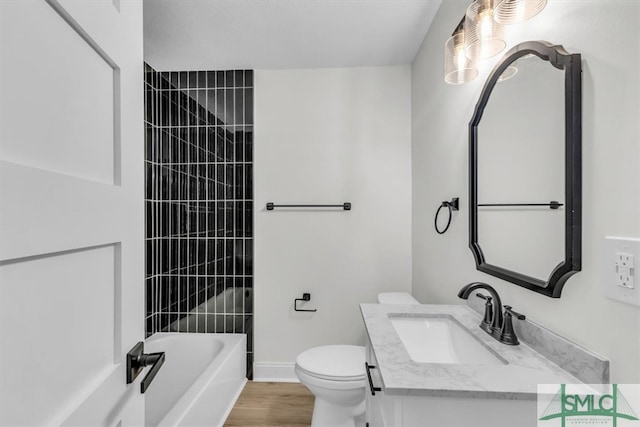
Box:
389;315;506;365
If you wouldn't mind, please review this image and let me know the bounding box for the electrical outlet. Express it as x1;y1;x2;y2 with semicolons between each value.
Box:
604;237;640;307
615;253;634;289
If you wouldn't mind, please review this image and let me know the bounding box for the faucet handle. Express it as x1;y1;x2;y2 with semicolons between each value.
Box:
476;293;494;334
476;293;491;302
499;305;525;346
504;305;526;320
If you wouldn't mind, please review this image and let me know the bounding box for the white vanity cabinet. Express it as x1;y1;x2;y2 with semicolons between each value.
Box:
361;303;605;427
365;337;400;427
364;337;536;427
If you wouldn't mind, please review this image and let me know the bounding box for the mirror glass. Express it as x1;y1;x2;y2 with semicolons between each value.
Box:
477;54;565;283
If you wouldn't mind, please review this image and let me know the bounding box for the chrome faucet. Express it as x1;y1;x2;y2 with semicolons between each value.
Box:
457;282;526;345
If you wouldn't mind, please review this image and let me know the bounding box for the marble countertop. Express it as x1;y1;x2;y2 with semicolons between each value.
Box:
360;303;583;400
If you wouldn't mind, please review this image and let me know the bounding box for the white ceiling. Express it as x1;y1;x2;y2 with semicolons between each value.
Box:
143;0;442;71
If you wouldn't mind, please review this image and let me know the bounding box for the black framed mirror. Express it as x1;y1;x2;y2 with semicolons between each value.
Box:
469;41;582;298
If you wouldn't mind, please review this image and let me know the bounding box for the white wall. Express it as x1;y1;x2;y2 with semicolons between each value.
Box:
412;1;640;382
254;66;412;375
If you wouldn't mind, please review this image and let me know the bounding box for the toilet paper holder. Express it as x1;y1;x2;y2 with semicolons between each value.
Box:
294;293;317;312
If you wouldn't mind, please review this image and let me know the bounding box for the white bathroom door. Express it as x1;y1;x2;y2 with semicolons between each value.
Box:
0;0;145;425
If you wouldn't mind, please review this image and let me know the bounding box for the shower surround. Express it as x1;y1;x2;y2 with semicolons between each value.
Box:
144;64;254;376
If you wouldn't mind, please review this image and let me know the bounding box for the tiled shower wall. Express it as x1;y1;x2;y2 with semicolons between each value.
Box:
144;64;254;376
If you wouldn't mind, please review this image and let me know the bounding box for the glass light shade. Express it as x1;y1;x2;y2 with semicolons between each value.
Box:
494;0;547;24
464;0;506;60
444;29;479;85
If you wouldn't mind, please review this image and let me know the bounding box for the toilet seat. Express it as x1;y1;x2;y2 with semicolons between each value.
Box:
295;345;365;382
296;364;365;382
295;366;366;392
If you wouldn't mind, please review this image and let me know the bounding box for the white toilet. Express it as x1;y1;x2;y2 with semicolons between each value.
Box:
295;292;419;427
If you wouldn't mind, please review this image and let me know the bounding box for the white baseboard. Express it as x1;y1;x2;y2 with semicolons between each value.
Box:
253;362;299;382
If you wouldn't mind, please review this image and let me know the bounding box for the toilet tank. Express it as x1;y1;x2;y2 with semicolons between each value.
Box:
377;292;420;305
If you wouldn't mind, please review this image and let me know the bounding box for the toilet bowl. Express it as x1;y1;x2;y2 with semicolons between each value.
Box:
295;292;419;427
295;345;366;427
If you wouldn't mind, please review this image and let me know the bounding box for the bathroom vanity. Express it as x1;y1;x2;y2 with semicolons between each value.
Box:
360;303;607;427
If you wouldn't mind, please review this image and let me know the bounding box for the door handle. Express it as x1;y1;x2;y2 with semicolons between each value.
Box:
126;341;165;393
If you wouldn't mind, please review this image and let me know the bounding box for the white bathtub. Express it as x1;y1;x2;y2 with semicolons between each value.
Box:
145;333;247;427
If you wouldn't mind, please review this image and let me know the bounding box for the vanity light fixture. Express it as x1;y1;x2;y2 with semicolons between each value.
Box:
444;19;479;85
444;0;546;84
494;0;547;24
464;0;506;60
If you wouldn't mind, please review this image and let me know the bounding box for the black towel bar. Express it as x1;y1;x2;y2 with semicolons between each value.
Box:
266;202;351;211
478;201;563;210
